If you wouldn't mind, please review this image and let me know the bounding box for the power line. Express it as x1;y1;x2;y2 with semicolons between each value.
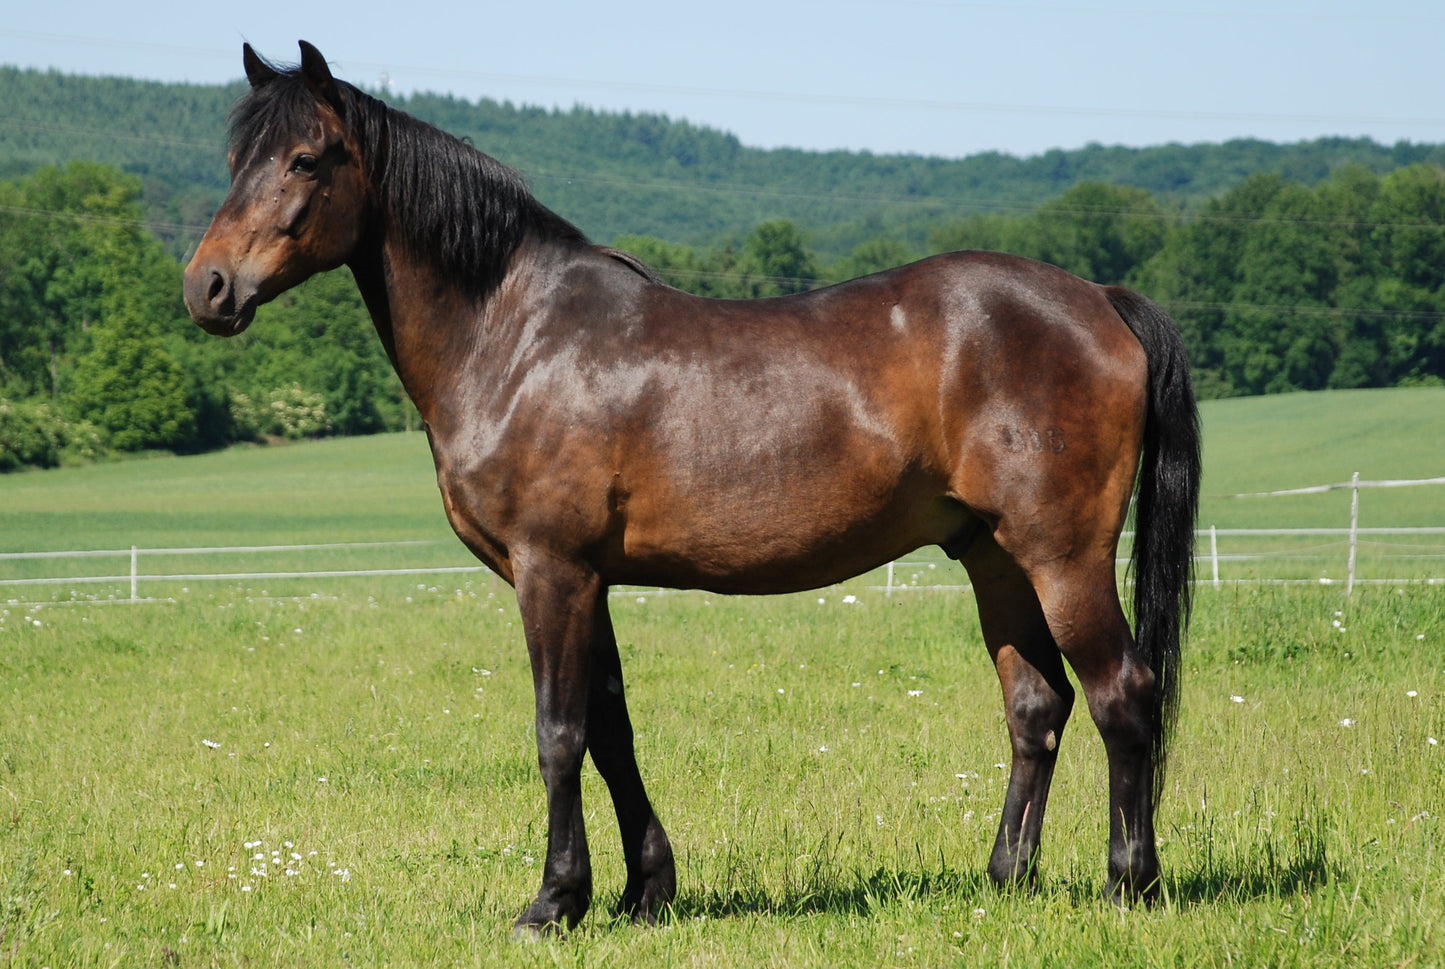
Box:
525;168;1445;233
0;28;226;62
859;0;1445;28
1167;300;1445;323
8;149;1445;242
0;203;196;234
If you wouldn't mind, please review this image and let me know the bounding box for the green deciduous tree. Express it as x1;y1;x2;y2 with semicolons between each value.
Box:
1026;182;1169;285
223;269;410;436
828;238;917;283
1367;165;1445;384
734;220;820;297
1135;164;1445;396
0;396;101;471
931;182;1168;285
68;325;194;451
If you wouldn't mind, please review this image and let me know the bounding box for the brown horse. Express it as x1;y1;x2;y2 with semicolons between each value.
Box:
185;42;1200;934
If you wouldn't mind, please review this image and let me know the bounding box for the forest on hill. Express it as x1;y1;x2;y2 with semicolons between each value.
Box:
5;65;1445;259
1;66;1443;471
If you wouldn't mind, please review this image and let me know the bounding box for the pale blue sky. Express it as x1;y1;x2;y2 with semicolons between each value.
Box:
2;1;1441;159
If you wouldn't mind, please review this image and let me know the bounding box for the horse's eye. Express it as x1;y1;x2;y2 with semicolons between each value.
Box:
290;154;319;176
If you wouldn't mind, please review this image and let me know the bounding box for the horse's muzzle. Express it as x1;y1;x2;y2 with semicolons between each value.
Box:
184;261;255;336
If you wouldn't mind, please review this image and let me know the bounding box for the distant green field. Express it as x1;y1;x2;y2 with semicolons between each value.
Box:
2;387;1442;596
0;432;447;552
1194;388;1445;586
1197;386;1445;528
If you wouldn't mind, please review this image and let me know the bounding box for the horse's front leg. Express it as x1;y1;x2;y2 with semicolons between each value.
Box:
512;553;602;935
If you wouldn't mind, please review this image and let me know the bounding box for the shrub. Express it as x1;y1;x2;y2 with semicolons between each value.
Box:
0;397;105;472
231;384;333;441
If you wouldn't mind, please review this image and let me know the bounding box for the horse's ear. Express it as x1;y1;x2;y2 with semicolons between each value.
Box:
243;43;279;88
298;41;344;113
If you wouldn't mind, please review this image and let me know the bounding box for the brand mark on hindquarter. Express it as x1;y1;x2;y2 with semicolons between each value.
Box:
999;425;1066;454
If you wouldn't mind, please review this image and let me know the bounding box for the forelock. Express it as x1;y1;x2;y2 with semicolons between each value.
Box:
228;72;330;167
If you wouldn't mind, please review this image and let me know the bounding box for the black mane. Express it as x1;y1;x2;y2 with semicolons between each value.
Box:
228;59;588;299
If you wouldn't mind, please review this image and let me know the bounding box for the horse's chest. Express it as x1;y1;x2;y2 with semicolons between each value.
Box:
426;433;522;583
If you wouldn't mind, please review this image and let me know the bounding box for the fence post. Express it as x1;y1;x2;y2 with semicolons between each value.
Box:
131;546;139;602
1346;472;1360;596
885;561;895;598
1210;525;1219;589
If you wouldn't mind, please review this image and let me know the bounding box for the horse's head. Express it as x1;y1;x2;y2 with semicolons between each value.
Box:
184;42;369;336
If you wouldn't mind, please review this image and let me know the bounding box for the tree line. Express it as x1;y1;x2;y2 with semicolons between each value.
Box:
2;160;1443;472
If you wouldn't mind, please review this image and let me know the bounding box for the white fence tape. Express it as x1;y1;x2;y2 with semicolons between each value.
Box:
1227;475;1445;498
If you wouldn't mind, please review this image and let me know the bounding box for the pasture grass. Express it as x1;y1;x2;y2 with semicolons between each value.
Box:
0;433;449;552
2;583;1441;967
1;386;1443;965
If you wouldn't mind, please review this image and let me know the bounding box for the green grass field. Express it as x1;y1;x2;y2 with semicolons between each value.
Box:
2;388;1443;967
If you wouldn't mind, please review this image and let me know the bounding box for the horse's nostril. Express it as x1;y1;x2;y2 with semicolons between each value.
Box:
207;270;227;305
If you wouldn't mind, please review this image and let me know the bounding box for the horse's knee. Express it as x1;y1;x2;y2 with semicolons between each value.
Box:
1005;679;1073;758
995;644;1074;754
536;721;588;783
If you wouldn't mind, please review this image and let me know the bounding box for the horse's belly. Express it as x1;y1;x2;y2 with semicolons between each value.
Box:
611;471;966;594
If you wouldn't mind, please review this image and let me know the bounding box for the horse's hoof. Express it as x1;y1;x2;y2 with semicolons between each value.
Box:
615;900;668;927
513;890;587;940
511;919;565;943
986;861;1040;894
1105;876;1161;909
615;871;677;925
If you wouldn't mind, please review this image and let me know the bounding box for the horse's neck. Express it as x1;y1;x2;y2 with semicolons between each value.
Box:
347;239;463;426
349;246;399;369
350;230;554;428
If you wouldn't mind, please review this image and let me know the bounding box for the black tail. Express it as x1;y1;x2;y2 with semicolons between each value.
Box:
1106;287;1201;808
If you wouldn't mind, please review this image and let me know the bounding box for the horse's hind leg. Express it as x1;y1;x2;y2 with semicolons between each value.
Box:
585;596;677;921
962;536;1075;888
1033;560;1160;903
